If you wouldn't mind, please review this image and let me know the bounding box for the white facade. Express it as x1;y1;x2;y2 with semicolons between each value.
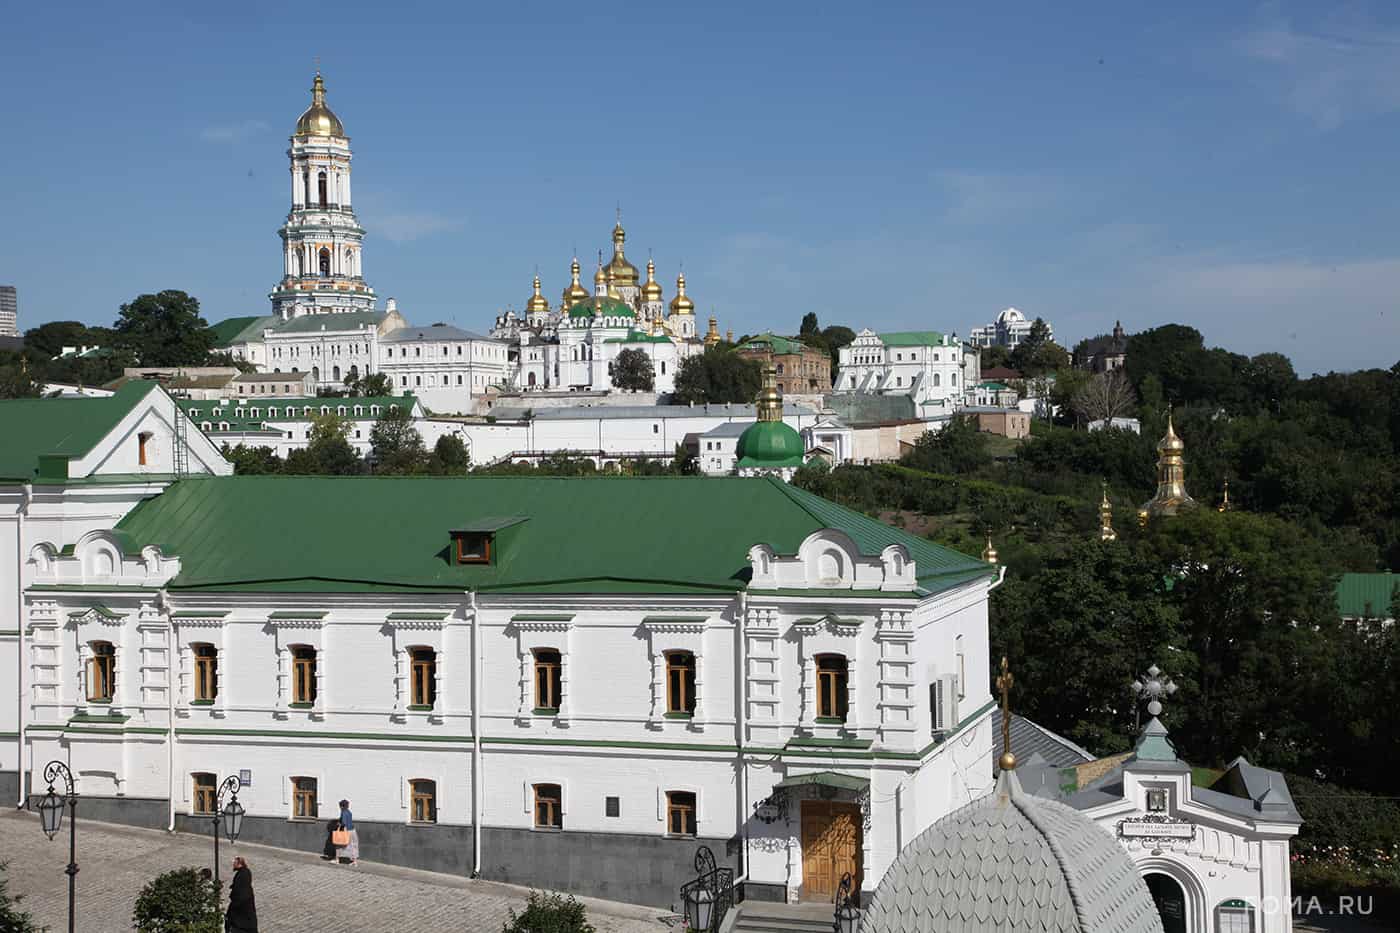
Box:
836;330;969;416
968;307;1050;349
180;396;424;457
378;326;511;414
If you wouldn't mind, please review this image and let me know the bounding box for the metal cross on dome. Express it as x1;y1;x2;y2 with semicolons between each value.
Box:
1132;664;1177;717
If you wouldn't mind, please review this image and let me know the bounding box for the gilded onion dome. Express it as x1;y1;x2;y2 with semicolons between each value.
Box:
606;222;640;286
525;274;550;314
669;273;695;315
1141;409;1197;518
294;73;345;138
641;257;664;303
561;257;590;308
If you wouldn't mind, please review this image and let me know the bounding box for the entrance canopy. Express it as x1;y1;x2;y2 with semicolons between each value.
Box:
774;771;869;792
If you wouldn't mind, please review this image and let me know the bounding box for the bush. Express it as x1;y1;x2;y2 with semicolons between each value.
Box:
132;867;221;933
502;890;595;933
0;860;40;933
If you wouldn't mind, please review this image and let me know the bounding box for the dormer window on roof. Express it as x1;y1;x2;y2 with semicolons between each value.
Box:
448;516;528;565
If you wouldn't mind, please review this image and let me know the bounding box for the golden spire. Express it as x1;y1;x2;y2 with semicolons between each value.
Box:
593;253;608;297
605;216;639;287
996;657;1016;772
526;274;549;314
641;257;664;303
981;529;998;565
562;256;589;308
726;329;734;343
703;316;720;347
294;72;345;137
1218;477;1231;512
756;365;783;422
1099;482;1117;542
1141;406;1196;518
669;272;695;315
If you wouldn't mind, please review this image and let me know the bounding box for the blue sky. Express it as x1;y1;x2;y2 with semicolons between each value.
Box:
2;0;1398;375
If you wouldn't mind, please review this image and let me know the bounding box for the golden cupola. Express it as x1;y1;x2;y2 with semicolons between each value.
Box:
526;274;550;314
1099;482;1117;542
1141;409;1198;518
561;257;590;308
606;221;640;287
294;73;345;138
641;258;664;303
669;273;695;315
981;531;998;565
593;256;609;296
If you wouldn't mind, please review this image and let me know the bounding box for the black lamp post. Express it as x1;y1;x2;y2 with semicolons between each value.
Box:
833;871;859;933
36;760;79;933
212;775;244;898
681;845;717;932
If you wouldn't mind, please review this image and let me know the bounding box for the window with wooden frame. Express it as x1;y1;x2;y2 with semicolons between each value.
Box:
87;641;115;702
138;431;152;466
533;783;562;830
291;645;317;705
666;790;697;837
665;651;696;717
533;649;561;713
410;647;437;709
410;779;436;823
192;772;216;815
451;531;491;564
192;644;218;703
816;654;849;723
292;776;317;819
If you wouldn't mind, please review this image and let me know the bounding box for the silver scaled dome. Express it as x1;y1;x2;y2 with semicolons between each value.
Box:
860;769;1163;933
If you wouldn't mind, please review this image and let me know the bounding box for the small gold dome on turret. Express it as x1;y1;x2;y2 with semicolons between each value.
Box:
526;275;550;314
981;531;998;565
669;273;695;315
606;221;640;286
641;258;664;303
562;257;590;308
1159;410;1184;454
294;73;345;137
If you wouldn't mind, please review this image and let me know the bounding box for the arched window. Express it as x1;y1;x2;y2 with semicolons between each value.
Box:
312;367;320;383
776;363;785;375
951;372;957;385
319;248;330;278
932;373;940;387
1214;899;1255;933
816;654;849;722
302;171;310;206
318;171;328;206
332;366;341;381
345;247;354;275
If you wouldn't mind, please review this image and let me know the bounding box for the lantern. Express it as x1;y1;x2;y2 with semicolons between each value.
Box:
38;788;65;839
222;796;245;843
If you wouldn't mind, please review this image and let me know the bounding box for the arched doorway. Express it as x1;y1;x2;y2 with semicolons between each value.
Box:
1145;872;1187;933
319;248;331;278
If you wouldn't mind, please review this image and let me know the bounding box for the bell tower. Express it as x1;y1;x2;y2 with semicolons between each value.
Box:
269;72;377;320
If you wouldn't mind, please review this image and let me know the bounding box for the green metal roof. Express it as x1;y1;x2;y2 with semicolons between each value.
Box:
112;475;993;595
879;331;948;347
978;381;1009;391
738;334;811;357
736;420;805;469
566;297;635;319
774;770;869;791
0;382;156;481
272;311;386;334
207;315;268;348
177;396;409;431
1338;572;1397;619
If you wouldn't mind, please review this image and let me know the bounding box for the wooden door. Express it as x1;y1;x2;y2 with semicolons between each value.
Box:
801;801;862;901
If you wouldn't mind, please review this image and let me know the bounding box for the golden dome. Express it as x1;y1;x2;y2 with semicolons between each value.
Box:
594;260;607;286
669;273;695;315
641;258;664;303
526;274;550;314
1159;410;1184;454
606;222;640;286
981;531;998;565
561;257;590;307
294;73;345;138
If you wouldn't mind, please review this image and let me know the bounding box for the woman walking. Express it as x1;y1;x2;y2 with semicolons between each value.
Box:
336;798;359;866
225;856;258;933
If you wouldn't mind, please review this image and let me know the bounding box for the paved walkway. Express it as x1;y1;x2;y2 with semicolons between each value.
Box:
0;808;674;932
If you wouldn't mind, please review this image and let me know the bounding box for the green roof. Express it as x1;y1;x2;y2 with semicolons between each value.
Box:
606;330;672;344
738;334;812;357
736;421;805;469
978;381;1009;391
112;475;993;596
177;396;409;431
1338;572;1398;619
272;311;386;334
0;382;156;481
566;297;635;319
879;331;948;347
207;316;268;348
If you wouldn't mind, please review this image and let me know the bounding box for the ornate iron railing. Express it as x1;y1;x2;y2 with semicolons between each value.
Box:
679;845;734;933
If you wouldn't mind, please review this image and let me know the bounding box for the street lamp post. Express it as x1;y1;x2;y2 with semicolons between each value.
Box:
212;775;245;898
679;844;733;933
833;872;859;933
36;760;79;933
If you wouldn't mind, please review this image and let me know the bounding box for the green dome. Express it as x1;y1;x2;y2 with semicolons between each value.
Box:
567;296;635;319
736;420;805;468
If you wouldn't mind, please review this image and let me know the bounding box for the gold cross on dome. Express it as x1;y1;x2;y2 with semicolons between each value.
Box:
995;656;1016;769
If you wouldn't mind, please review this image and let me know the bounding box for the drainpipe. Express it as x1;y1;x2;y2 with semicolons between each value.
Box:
987;565;1007;593
737;589;748;883
469;590;482;878
15;483;31;807
163;589;176;831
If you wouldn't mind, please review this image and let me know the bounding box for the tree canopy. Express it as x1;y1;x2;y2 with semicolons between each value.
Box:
114;290;215;366
612;348;655;392
369;406;428;474
672;346;763;404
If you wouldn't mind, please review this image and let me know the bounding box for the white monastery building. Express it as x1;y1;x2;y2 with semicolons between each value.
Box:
835;330;980;416
968;306;1051;349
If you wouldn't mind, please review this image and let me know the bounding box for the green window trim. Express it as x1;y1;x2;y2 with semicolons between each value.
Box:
86;698;113;705
288;701;315;709
815;716;846;725
407;704;433;712
189;699;215;707
532;706;560;716
664;712;694;720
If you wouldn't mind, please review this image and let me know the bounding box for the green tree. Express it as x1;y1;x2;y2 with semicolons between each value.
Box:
205;351;256;373
672;346;763;404
428;433;472;474
132;866;221;933
980;345;1011;371
220;443;283;475
114;290;215;366
799;312;820;336
671;441;698;475
902;416;992;475
502;890;595;933
345;372;392;397
1008;318;1057;374
285;414;362;475
370;406;428;474
0;860;39;933
0;359;41;398
23;320;93;358
612;348;655;392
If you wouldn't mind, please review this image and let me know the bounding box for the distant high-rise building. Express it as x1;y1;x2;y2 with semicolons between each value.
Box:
0;285;17;337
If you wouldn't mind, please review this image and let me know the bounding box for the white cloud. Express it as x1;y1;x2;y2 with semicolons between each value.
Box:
1234;8;1400;128
371;211;462;244
199;120;269;143
934;171;1071;225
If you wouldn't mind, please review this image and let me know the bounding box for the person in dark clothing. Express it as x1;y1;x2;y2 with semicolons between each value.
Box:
322;818;341;860
225;856;258;933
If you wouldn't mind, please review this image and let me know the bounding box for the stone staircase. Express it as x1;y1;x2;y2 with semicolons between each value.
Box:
728;901;847;933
